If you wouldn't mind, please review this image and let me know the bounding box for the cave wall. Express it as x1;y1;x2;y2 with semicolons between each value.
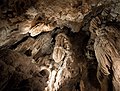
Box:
0;0;120;91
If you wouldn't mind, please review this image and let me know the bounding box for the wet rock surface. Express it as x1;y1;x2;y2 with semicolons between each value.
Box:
0;0;120;91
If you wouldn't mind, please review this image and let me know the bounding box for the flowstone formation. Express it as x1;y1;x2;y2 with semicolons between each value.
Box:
0;0;120;91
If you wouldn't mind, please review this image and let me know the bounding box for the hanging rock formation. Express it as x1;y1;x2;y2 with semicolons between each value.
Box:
0;0;120;91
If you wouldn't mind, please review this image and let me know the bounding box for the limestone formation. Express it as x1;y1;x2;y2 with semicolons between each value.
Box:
0;0;120;91
90;17;120;91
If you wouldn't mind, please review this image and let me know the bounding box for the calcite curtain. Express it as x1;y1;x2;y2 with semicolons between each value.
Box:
0;0;120;91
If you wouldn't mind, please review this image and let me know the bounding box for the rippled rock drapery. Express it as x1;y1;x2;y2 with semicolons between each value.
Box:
0;0;120;91
90;17;120;91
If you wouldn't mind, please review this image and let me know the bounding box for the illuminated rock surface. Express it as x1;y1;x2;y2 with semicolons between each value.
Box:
0;0;120;91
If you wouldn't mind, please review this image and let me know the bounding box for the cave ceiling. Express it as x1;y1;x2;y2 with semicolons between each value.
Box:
0;0;120;91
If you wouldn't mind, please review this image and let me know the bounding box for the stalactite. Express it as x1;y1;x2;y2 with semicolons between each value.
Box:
0;0;120;91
